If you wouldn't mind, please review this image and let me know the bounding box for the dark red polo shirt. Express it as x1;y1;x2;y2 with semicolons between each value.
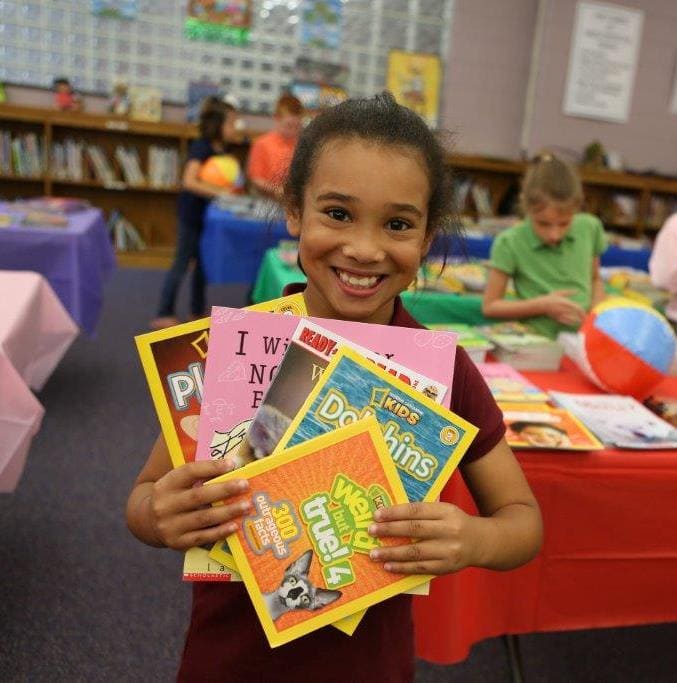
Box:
177;290;505;682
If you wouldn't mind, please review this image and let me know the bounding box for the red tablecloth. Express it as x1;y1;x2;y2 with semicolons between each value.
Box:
413;358;677;664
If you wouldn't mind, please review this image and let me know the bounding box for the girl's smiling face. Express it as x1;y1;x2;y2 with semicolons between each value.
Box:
286;138;433;325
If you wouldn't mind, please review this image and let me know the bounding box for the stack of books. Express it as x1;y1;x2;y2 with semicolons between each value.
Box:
481;322;563;371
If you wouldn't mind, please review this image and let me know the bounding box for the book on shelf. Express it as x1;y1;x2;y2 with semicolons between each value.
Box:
129;86;163;122
85;144;117;184
476;362;549;402
114;146;146;186
499;401;604;451
148;145;179;188
550;391;677;449
481;322;563;371
470;182;493;218
205;417;432;648
602;193;638;227
107;210;147;251
1;130;43;177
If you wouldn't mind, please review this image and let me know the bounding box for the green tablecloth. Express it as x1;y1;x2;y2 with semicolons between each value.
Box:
251;249;493;326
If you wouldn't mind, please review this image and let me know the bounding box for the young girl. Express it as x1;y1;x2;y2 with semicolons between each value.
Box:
151;96;244;330
128;92;542;682
247;93;304;201
482;154;607;339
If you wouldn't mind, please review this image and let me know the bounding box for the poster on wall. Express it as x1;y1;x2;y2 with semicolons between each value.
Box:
300;0;343;50
91;0;138;19
185;1;252;46
563;1;644;123
387;50;441;128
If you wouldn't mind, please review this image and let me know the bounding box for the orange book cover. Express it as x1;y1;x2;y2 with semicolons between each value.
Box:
205;417;431;647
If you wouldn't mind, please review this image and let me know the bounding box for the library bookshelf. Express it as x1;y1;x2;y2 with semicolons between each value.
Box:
0;103;245;268
447;154;677;239
2;104;676;268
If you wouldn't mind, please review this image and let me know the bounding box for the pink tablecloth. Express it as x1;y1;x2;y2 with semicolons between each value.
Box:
0;271;78;492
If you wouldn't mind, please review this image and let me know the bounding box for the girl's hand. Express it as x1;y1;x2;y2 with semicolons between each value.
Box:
538;289;586;325
367;501;481;575
147;459;250;551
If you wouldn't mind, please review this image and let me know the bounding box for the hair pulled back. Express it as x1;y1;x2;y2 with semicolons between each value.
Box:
521;153;583;212
283;91;454;237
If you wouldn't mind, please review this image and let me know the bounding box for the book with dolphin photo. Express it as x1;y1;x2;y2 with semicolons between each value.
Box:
204;417;431;648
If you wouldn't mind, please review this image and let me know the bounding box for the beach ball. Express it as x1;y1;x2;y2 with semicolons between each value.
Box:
580;297;676;399
199;155;243;192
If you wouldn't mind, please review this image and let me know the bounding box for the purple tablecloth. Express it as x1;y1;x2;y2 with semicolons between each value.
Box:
0;207;115;335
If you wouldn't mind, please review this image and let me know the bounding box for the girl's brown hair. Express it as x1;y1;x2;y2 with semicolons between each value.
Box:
283;91;455;239
275;94;304;117
521;152;583;213
199;96;236;140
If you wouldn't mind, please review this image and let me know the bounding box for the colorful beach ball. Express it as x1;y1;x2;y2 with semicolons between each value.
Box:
198;155;244;192
580;297;676;399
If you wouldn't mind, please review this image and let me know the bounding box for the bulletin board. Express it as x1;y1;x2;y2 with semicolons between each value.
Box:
0;0;454;115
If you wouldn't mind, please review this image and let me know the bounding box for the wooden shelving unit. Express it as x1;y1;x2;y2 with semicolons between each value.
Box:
447;154;677;239
2;104;675;269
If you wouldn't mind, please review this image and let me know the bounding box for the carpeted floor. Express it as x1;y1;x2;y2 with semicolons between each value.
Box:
1;267;676;682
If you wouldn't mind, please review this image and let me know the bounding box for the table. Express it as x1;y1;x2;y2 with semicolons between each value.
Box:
434;233;652;271
412;358;677;664
200;204;288;285
0;207;115;335
252;248;494;326
0;271;78;492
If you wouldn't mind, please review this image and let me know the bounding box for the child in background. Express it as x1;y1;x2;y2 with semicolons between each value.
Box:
128;92;542;682
247;93;304;200
150;96;243;330
649;212;677;328
483;154;607;339
52;77;82;111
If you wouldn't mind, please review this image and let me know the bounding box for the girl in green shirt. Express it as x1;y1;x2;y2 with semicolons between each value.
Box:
483;153;607;339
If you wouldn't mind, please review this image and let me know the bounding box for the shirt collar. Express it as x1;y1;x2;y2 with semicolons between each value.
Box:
525;219;575;250
281;283;422;328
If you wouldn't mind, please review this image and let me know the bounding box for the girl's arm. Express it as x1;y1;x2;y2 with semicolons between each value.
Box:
126;434;251;550
590;257;605;308
368;438;543;574
181;159;235;199
482;268;585;327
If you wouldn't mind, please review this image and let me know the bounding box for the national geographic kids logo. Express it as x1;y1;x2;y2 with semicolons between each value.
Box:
370;388;421;426
439;426;460;446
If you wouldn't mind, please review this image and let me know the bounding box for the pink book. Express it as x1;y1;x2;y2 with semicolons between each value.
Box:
476;362;548;403
195;306;458;465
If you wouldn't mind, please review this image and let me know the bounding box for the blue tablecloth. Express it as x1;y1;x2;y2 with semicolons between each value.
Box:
201;205;652;286
431;233;651;271
0;207;115;335
201;204;289;285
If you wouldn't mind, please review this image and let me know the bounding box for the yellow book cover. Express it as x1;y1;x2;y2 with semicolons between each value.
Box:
205;417;431;648
500;401;604;451
134;293;306;581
